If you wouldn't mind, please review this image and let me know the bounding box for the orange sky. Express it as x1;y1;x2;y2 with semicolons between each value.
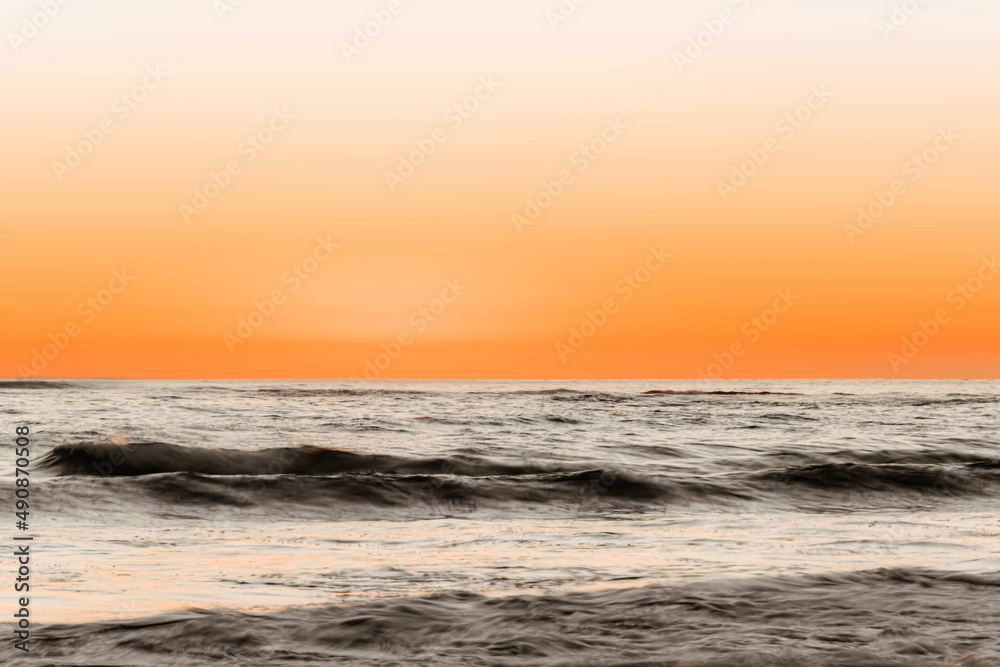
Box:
2;1;998;378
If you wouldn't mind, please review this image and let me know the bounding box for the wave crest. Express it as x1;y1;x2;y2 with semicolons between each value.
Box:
38;442;569;478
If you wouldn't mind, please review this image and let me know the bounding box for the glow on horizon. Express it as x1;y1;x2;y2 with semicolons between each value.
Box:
2;0;998;378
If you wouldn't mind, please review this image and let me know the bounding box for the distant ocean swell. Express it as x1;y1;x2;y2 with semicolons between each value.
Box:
15;568;1000;666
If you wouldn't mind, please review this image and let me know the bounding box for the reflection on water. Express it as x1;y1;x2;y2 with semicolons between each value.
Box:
35;509;999;623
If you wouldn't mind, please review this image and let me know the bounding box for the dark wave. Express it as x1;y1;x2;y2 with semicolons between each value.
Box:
908;394;999;407
841;450;1000;466
38;442;572;478
503;388;580;394
760;411;819;421
0;379;74;389
24;460;999;519
412;413;581;426
753;462;1000;496
22;468;745;520
240;384;808;402
642;389;801;396
467;388;632;402
19;569;1000;666
254;388;432;397
34;443;1000;516
468;388;589;395
466;388;801;397
761;448;1000;468
550;391;633;403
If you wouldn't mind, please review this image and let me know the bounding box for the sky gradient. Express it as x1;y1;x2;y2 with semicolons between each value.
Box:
2;0;998;378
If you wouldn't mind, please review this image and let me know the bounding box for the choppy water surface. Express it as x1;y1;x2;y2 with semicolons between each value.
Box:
2;379;998;665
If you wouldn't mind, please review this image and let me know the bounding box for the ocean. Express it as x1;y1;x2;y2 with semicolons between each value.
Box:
2;378;998;666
